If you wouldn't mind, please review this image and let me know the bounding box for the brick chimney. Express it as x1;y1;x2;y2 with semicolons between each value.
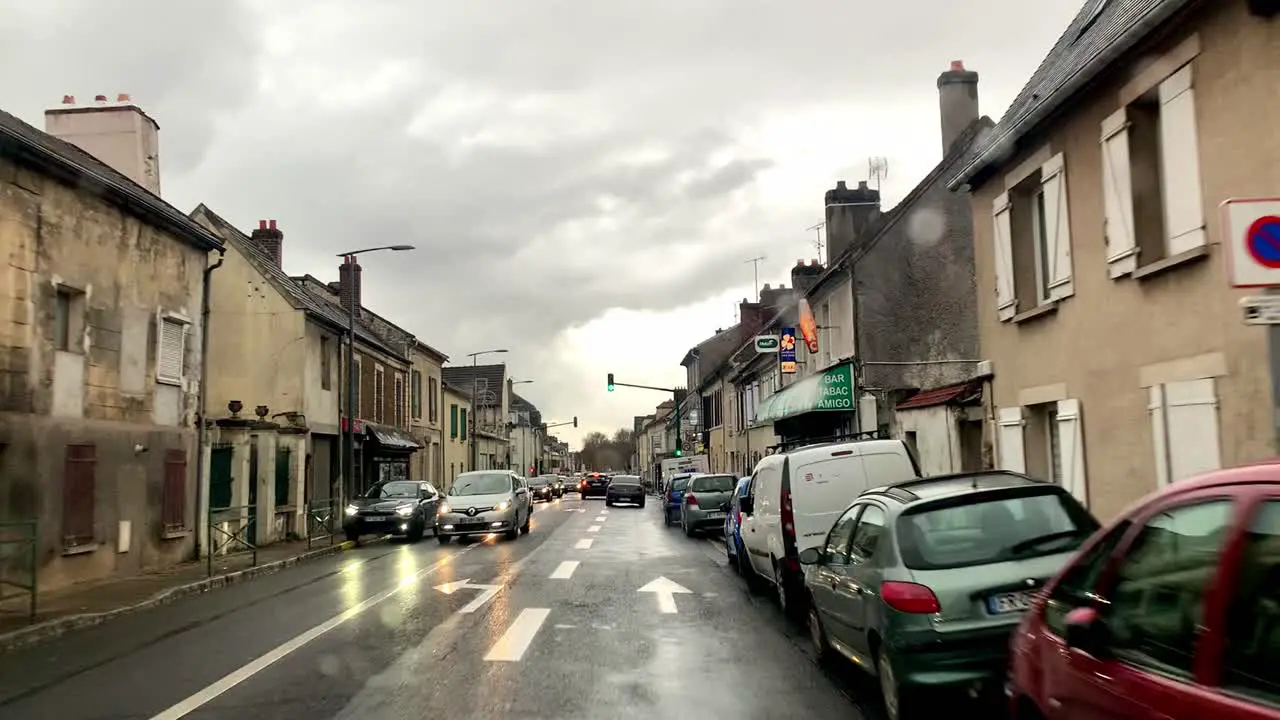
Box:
44;93;161;195
791;258;825;297
938;60;980;154
250;219;284;267
739;298;766;336
824;180;880;263
338;256;362;317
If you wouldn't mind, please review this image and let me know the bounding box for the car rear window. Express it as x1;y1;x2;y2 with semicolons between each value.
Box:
671;478;690;492
691;475;736;492
897;489;1099;571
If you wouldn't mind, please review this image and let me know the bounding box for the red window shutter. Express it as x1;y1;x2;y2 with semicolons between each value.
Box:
62;444;96;547
163;449;187;532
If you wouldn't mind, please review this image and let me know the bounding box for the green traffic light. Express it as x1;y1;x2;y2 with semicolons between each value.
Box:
606;372;615;392
674;449;682;457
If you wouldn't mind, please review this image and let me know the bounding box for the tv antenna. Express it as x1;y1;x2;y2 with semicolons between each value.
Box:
744;255;767;302
805;222;825;263
869;157;889;192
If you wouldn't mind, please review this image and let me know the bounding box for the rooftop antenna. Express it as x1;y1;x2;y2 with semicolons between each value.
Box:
805;222;825;263
744;255;767;302
869;157;889;192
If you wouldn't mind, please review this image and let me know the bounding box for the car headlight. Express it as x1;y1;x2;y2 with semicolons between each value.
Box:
437;503;451;515
396;506;414;517
496;500;511;512
345;505;358;516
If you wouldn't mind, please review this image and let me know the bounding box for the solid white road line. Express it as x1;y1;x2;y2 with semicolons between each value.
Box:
587;525;601;533
549;561;579;579
574;539;593;549
149;546;473;720
484;608;551;662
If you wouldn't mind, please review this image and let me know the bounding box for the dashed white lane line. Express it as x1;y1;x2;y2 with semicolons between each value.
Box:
549;560;579;579
574;539;593;549
587;525;601;533
484;608;551;662
594;515;607;522
601;509;609;514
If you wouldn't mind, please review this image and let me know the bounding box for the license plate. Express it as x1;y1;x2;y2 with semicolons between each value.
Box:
364;516;387;522
987;591;1033;614
705;511;724;519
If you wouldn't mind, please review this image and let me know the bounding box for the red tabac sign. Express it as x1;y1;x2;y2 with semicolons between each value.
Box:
797;299;819;354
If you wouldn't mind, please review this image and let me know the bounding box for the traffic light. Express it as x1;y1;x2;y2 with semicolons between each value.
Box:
607;373;614;392
573;416;578;428
674;448;683;457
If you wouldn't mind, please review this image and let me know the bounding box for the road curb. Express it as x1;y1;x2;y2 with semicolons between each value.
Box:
0;536;385;653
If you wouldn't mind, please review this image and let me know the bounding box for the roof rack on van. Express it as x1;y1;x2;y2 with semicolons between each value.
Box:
769;429;888;454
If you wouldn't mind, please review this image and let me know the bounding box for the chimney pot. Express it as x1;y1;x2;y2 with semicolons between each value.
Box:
269;219;277;230
938;61;980;154
796;259;805;266
61;95;75;105
762;283;771;290
857;181;869;191
94;94;107;103
258;220;267;230
950;60;965;72
836;180;848;190
809;259;820;266
116;93;131;102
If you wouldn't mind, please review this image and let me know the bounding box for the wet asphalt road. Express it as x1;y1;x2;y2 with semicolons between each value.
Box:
0;495;876;719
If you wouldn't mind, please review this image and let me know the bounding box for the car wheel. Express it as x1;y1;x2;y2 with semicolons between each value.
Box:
638;498;646;509
520;510;531;535
683;516;694;537
345;528;360;544
877;647;907;720
808;603;833;661
438;534;451;544
605;499;613;507
774;561;803;621
407;522;425;543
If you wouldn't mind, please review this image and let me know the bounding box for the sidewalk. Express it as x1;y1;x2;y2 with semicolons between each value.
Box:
0;535;380;652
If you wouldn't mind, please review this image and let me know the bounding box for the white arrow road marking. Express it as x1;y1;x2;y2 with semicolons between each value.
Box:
577;508;586;513
433;578;503;614
484;608;551;662
638;576;692;614
148;545;474;720
574;539;593;549
549;561;579;579
587;525;601;533
594;515;607;522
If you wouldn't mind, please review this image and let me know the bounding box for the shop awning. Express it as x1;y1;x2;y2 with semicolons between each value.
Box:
364;423;423;450
753;362;856;425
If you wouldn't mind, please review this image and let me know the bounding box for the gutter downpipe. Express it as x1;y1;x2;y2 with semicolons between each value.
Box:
194;248;226;560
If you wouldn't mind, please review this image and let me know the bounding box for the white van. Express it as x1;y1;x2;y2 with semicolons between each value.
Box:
737;439;920;618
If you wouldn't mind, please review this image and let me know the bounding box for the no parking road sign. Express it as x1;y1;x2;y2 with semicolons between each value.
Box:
1224;197;1280;287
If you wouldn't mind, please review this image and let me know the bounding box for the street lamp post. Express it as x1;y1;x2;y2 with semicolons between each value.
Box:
466;349;508;471
509;378;533;473
336;245;413;504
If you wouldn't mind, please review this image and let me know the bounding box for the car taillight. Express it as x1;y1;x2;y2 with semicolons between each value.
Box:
881;581;941;614
685;493;699;506
780;487;794;538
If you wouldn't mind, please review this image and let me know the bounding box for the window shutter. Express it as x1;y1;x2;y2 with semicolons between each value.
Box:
1164;377;1221;482
1055;399;1088;506
1157;65;1207;255
1147;384;1170;487
450;405;458;438
1040;153;1074;299
992;193;1017;321
1100;108;1138;278
996;406;1026;472
157;318;186;383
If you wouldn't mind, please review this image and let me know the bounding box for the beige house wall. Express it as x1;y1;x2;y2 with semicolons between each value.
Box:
440;385;471;489
969;1;1278;521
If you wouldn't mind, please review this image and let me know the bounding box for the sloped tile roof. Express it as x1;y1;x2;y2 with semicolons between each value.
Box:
1;108;222;251
442;364;508;408
950;0;1197;187
895;380;982;410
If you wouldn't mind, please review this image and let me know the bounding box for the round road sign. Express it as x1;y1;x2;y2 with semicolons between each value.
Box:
1245;215;1280;269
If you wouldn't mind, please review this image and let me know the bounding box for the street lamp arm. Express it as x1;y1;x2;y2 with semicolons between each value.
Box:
336;245;415;257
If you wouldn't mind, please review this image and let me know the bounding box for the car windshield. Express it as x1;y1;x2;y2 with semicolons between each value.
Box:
690;475;736;492
366;481;420;499
448;473;512;496
897;490;1099;570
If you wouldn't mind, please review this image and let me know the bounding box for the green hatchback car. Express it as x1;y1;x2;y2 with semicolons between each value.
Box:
799;471;1099;720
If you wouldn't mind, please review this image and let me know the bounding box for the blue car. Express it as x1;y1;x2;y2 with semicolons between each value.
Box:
723;477;751;568
661;474;693;526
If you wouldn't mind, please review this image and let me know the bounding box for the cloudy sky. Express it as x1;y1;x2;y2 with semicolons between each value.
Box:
1;0;1081;446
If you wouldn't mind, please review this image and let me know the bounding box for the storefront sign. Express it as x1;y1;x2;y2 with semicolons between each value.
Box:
753;363;855;424
780;327;797;374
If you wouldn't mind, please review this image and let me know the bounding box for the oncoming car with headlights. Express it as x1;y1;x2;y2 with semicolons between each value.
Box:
343;480;442;543
436;470;533;543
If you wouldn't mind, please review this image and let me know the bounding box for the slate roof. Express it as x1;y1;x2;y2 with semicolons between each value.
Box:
442;364;508;408
950;0;1197;188
680;327;746;392
1;108;222;252
510;392;542;426
191;204;405;359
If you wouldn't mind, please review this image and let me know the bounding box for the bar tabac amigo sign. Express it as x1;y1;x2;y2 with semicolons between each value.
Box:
797;299;819;354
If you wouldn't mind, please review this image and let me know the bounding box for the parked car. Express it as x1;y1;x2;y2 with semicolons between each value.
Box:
739;439;920;619
552;476;567;498
436;470;532;542
799;471;1099;720
723;477;752;568
679;473;737;536
606;475;645;507
580;472;610;499
343;480;443;543
662;474;693;526
1007;461;1280;720
529;475;558;503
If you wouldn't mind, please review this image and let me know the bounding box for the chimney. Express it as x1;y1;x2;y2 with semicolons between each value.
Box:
739;298;766;336
824;180;880;263
338;256;363;317
760;283;792;310
45;93;162;195
249;219;285;267
791;258;825;297
938;60;980;154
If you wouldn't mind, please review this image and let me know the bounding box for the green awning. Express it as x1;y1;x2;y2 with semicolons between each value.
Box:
753;362;856;425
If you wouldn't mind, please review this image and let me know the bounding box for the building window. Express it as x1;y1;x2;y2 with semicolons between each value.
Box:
53;287;84;352
63;444;96;547
1101;64;1206;278
163;449;187;532
320;336;332;391
997;400;1088;506
157;316;188;385
429;378;439;423
450;404;458;438
1149;377;1221;486
374;365;385;423
394;372;405;428
991;152;1075;321
411;369;422;419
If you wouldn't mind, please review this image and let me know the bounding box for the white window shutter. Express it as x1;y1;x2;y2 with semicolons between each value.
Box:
157;318;186;383
1100;109;1138;278
1164;377;1221;482
992;193;1018;321
1055;399;1089;506
1157;65;1207;255
1147;385;1170;487
1040;153;1074;299
996;406;1026;473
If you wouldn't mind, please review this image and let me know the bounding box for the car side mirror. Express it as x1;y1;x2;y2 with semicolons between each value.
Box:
798;547;821;565
1063;606;1109;657
740;497;754;515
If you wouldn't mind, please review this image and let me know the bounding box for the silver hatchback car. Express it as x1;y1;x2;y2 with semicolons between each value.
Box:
437;470;532;542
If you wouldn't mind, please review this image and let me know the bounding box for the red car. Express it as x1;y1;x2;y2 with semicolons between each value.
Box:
1007;461;1280;719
